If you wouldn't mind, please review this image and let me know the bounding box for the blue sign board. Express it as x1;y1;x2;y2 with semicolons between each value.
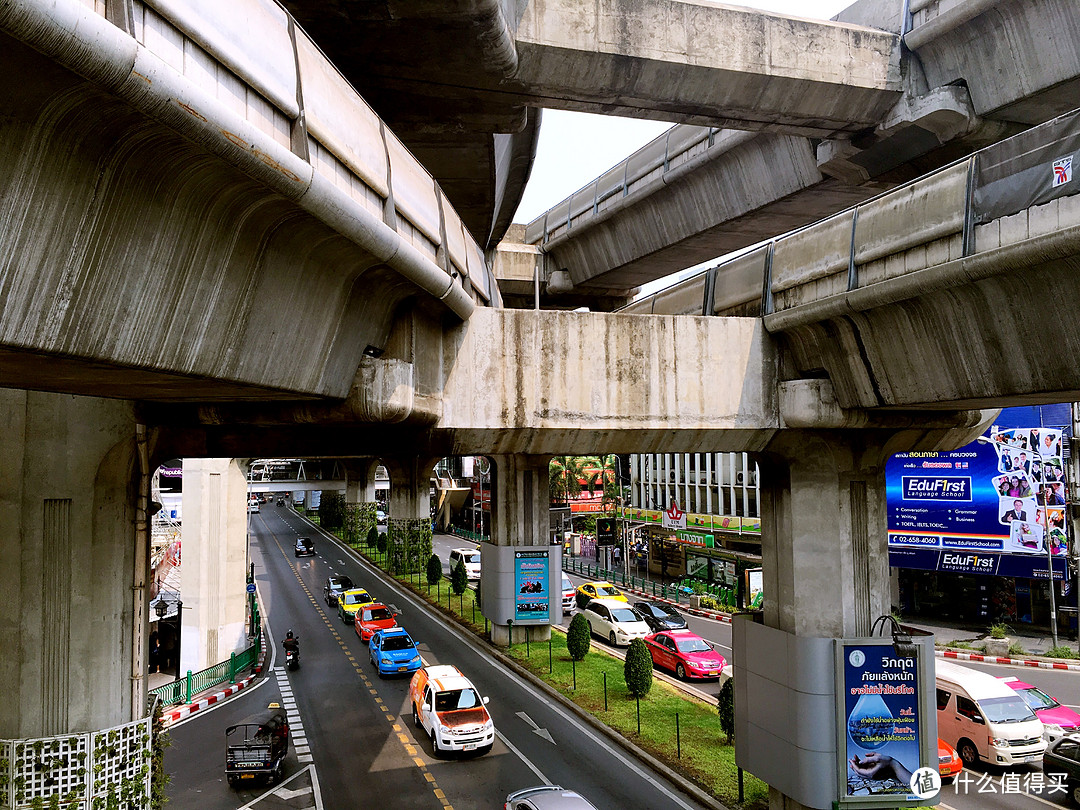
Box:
839;642;925;802
246;583;257;594
887;414;1069;580
513;550;550;623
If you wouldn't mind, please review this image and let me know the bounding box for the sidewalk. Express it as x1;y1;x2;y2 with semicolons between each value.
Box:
154;631;269;727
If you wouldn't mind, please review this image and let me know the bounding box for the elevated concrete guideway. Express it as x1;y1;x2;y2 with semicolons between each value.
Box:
0;0;493;402
518;0;1080;302
511;0;900;137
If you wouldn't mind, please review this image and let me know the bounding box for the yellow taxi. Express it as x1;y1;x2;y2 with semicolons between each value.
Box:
337;588;375;624
574;580;627;610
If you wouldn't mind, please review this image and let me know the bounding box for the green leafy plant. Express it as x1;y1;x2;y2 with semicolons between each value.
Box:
989;623;1011;639
376;532;387;554
451;559;469;596
366;525;378;548
1046;646;1080;659
566;614;591;661
426;554;443;587
623;638;653;697
151;700;171;809
717;678;735;744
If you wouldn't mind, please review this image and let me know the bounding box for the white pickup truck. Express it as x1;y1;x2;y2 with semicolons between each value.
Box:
409;664;494;757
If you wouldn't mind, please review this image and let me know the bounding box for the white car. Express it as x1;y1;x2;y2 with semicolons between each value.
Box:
581;598;650;646
561;575;575;613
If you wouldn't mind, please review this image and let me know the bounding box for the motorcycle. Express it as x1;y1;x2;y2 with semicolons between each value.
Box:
285;647;299;670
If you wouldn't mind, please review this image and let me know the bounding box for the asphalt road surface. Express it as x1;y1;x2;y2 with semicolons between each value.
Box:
167;509;714;810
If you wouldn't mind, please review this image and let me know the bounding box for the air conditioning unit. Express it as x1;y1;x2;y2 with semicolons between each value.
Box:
735;471;758;486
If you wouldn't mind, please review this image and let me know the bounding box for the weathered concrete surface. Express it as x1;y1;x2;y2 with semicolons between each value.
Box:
0;21;469;401
0;391;141;736
149;308;781;457
906;0;1080;125
179;459;250;674
513;0;900;136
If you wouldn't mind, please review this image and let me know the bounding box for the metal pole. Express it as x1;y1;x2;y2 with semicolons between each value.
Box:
676;712;680;758
603;672;607;711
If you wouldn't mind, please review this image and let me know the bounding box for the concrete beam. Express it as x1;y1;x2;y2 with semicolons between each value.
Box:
513;0;901;137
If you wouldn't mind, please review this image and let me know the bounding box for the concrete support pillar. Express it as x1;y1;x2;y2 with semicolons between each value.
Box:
383;457;436;576
0;390;143;737
180;458;249;675
757;432;892;642
343;458;379;543
489;454;552;646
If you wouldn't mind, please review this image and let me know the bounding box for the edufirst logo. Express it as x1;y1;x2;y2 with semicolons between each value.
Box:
941;553;995;571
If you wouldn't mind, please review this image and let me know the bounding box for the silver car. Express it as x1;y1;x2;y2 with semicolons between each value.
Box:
505;786;599;810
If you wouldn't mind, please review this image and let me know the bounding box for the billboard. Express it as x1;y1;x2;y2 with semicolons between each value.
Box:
837;642;937;806
887;420;1068;580
514;550;550;622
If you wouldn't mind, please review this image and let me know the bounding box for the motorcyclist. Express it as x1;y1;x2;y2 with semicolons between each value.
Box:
282;630;299;659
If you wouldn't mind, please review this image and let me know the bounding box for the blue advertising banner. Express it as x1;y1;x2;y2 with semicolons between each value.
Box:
840;643;924;801
887;418;1069;580
514;550;550;623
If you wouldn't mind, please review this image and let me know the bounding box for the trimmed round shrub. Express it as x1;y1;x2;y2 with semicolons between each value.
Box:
376;532;388;554
426;553;443;586
566;613;591;661
623;638;653;697
366;525;378;547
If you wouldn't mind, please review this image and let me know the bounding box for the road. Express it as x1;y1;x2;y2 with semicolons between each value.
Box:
168;510;714;810
433;535;1080;810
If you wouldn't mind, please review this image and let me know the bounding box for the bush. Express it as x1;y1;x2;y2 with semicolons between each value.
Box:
699;596;721;611
624;638;653;697
426;553;443;586
376;532;387;554
451;559;468;595
1046;646;1080;659
1007;641;1026;657
366;525;378;547
566;614;591;661
717;678;735;744
989;623;1011;639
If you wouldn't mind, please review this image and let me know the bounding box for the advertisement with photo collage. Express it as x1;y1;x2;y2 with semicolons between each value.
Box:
886;425;1068;580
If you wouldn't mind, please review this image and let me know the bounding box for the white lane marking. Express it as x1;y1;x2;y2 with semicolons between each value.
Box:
515;711;555;744
237;764;322;810
495;730;551;785
273;785;313;800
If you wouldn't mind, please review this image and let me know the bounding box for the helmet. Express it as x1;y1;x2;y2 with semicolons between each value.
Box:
286;630;294;639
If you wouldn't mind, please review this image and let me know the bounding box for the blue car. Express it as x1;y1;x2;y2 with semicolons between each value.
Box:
369;627;422;677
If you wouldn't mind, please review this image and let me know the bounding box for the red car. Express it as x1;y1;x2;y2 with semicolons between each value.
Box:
643;629;726;680
354;603;398;643
938;737;962;782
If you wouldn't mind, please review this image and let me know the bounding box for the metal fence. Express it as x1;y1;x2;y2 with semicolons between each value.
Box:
149;637;261;707
562;557;739;610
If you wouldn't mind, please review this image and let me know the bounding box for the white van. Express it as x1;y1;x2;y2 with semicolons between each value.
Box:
449;548;481;581
935;660;1045;768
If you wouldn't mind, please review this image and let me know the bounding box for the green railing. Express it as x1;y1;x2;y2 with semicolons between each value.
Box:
149;637;261;707
450;528;487;544
562;557;739;611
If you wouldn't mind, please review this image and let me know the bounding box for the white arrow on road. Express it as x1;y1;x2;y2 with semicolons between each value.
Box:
515;711;555;744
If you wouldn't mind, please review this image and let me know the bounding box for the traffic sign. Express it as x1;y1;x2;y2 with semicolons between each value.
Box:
246;583;256;594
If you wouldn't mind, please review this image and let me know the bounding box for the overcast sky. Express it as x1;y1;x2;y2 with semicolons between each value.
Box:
512;0;855;226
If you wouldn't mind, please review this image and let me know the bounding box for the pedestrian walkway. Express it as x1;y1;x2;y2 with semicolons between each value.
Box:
275;667;312;764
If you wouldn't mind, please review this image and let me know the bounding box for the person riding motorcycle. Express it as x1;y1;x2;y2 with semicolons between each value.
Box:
282;630;299;658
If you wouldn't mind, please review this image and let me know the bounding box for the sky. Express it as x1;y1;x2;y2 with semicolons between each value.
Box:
512;0;855;228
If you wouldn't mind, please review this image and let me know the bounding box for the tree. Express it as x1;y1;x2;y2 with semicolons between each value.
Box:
319;492;345;530
366;525;378;547
451;558;468;595
426;553;443;586
717;677;735;744
566;613;591;661
623;638;653;697
376;531;388;554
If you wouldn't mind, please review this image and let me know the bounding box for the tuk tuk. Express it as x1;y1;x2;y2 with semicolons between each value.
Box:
225;710;289;787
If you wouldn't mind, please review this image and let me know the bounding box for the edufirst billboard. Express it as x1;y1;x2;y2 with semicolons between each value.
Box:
887;425;1068;580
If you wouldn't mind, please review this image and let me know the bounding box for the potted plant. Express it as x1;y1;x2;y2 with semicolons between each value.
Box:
984;623;1012;656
